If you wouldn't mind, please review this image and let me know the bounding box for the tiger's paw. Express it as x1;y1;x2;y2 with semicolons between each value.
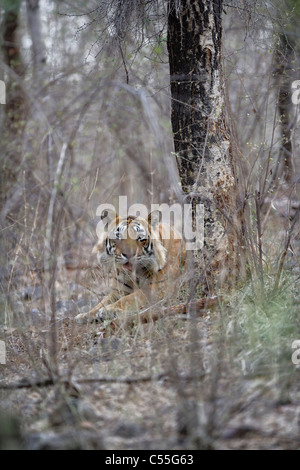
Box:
75;307;122;325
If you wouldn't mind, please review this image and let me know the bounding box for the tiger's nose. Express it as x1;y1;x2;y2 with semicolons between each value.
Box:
117;239;137;260
121;251;134;259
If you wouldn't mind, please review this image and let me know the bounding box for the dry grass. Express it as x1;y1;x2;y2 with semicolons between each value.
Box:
1;228;300;450
1;0;300;450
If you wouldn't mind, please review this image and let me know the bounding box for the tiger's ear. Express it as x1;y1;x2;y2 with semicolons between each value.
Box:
148;210;161;229
94;207;118;253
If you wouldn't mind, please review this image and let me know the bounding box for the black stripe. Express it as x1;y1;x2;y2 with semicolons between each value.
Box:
114;277;133;290
106;237;110;255
123;283;133;290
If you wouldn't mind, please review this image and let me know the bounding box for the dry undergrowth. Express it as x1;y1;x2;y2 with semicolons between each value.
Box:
1;248;300;450
0;204;300;450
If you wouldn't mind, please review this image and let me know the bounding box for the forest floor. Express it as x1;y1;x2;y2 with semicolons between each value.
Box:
1;210;300;450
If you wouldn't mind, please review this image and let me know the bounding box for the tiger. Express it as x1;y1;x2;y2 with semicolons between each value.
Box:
75;209;186;324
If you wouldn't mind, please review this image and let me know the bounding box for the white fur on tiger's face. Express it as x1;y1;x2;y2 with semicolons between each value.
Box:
95;215;167;277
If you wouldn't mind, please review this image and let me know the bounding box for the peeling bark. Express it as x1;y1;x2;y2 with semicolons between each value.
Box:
26;0;47;74
167;0;242;287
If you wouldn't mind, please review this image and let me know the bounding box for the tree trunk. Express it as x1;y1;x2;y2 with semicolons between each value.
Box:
273;33;296;184
0;0;26;212
1;0;25;116
167;0;241;288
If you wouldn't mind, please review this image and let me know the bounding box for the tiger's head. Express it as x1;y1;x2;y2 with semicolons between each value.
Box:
94;210;167;274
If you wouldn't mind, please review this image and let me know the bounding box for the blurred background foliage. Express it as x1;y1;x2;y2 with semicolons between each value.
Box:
0;0;299;274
